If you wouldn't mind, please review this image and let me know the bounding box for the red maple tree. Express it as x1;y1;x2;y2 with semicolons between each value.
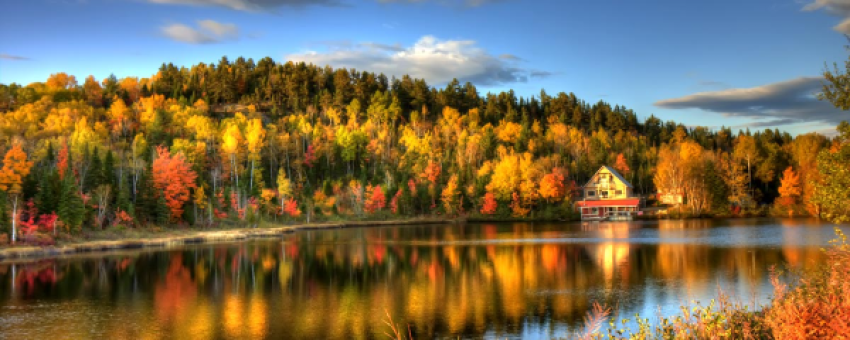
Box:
364;185;386;214
283;197;301;217
481;192;498;215
304;144;317;168
151;146;198;221
390;189;402;214
57;140;69;180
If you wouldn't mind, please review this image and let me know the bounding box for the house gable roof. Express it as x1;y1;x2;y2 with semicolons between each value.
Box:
583;166;634;189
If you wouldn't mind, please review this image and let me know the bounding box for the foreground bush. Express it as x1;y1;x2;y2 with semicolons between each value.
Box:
763;228;850;339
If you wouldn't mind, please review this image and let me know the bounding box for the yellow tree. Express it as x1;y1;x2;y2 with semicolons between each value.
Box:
733;135;761;194
518;153;542;210
486;150;521;201
654;143;685;206
790;133;826;215
0;143;33;243
441;175;460;216
46;72;77;90
194;186;207;225
546;122;569;156
244;118;266;192
276;168;292;215
221;124;243;188
83;75;103;107
107;96;131;137
118;77;141;102
510;192;530;217
679;141;710;214
496;120;522;144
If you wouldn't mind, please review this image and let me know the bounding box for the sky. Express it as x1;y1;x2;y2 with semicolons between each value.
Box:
1;0;849;135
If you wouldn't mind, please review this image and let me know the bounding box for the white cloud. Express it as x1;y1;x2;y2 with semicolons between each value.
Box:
286;35;550;85
161;20;240;44
654;76;843;127
148;0;342;11
197;20;239;37
803;0;850;33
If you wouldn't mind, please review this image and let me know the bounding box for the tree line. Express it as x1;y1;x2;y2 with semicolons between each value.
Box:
0;55;848;243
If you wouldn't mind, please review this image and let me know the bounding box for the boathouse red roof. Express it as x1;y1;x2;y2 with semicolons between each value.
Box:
576;199;640;207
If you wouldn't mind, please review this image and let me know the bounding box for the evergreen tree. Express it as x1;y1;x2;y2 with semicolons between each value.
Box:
116;173;132;213
155;191;169;225
103;150;116;189
36;169;60;214
21;171;38;201
57;177;85;231
85;147;103;192
45;141;55;165
0;196;9;235
134;168;157;223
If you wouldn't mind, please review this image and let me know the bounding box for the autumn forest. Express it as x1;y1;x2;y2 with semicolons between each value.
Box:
0;56;849;244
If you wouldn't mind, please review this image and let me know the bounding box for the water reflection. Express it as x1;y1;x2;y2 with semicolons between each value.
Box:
0;218;843;339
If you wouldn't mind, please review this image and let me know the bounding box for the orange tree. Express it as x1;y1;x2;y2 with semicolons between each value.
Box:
776;166;802;217
151;146;197;222
0;143;33;243
480;192;498;215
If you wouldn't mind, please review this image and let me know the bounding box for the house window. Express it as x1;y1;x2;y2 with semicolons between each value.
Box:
616;190;623;196
600;191;609;198
588;191;596;197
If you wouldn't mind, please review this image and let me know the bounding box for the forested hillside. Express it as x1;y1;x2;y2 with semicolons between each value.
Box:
0;56;847;243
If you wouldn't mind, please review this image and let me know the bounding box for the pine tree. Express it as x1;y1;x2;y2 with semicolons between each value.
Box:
134;168;156;223
36;169;60;214
156;191;169;225
45;141;55;165
85;147;103;192
103;150;116;189
57;177;85;231
116;174;132;213
21;170;38;202
0;196;9;235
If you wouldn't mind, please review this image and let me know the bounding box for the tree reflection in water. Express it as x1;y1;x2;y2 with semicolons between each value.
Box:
0;218;843;339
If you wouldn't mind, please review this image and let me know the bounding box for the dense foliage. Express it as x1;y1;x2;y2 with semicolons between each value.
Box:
0;55;847;242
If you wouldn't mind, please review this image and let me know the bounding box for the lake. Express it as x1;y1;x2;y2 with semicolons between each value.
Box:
0;218;845;339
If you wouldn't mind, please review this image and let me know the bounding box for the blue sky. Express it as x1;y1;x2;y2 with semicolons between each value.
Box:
1;0;849;134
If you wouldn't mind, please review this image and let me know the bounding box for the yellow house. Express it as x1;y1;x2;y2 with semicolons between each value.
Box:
577;166;640;220
582;166;634;200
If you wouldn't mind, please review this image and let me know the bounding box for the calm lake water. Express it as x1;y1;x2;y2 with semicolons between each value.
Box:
0;218;846;339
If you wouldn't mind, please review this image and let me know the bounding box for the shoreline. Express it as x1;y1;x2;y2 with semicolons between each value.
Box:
0;215;810;262
0;219;457;262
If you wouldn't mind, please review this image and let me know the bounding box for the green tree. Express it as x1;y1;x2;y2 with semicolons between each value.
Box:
116;173;132;214
85;147;103;192
36;169;60;214
155;191;169;225
57;176;85;231
103;150;116;189
811;122;850;222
